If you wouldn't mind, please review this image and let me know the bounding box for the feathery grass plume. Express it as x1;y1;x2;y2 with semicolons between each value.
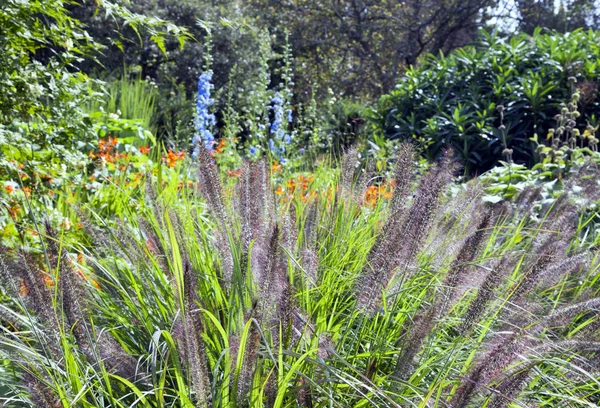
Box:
0;250;56;330
24;373;61;408
451;332;524;408
282;205;298;256
296;376;313;408
259;222;294;348
46;223;140;380
300;248;318;288
356;149;457;312
388;143;415;219
538;297;600;330
238;159;269;260
250;159;269;236
257;225;282;325
216;231;235;285
138;215;169;275
392;210;494;381
196;148;235;284
301;200;319;250
487;340;600;408
338;146;359;200
441;209;493;313
510;243;564;302
513;186;542;214
180;258;211;407
458;256;515;335
250;233;269;286
394;149;458;268
453;295;600;407
317;332;335;360
364;143;415;272
487;363;535;408
196;145;228;226
355;161;376;203
45;221;93;355
236;309;262;404
275;263;294;348
535;252;590;289
95;332;139;380
393;305;437;381
509;212;578;302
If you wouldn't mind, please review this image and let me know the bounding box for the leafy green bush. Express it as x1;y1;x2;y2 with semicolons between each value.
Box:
371;29;600;175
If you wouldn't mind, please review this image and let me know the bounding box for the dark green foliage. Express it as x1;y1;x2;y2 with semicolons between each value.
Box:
372;29;600;175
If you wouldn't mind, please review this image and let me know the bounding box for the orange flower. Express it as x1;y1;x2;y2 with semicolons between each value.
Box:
227;169;242;178
43;273;54;287
139;146;150;154
22;186;31;197
19;280;28;296
165;150;185;168
5;184;14;194
272;162;283;173
364;185;379;207
275;186;285;196
286;178;296;193
214;139;226;154
8;204;20;218
381;186;393;200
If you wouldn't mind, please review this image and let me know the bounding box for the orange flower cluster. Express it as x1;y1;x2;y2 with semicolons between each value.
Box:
139;146;150;155
276;174;316;203
89;137;130;164
272;162;283;173
363;182;394;207
164;150;185;168
227;169;242;178
214;139;226;154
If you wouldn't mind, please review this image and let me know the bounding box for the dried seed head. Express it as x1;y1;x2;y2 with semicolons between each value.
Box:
394;306;437;380
302;200;319;249
97;333;139;380
178;258;211;406
487;363;535;408
339;146;359;199
237;318;261;403
356;148;457;313
388;143;415;218
442;210;493;313
196;145;228;226
458;256;515;335
451;332;524;408
300;248;319;288
25;374;61;408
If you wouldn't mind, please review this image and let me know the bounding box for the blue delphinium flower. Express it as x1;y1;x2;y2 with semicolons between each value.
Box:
269;93;293;160
249;145;257;155
270;94;285;140
192;71;216;159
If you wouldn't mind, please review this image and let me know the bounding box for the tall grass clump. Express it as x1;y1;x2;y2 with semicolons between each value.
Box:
0;145;599;407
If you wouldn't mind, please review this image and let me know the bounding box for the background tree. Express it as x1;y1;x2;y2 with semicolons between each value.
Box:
249;0;498;98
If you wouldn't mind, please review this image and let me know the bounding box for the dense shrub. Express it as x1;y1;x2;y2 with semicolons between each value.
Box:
371;29;600;175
